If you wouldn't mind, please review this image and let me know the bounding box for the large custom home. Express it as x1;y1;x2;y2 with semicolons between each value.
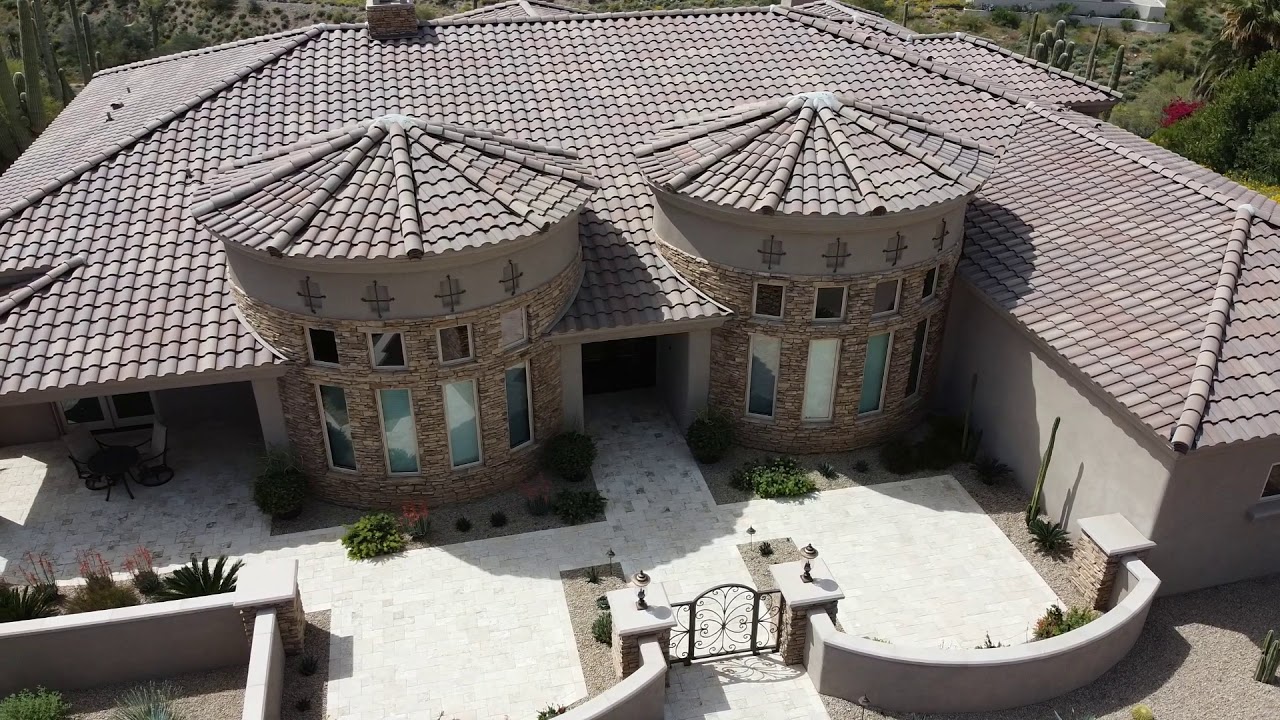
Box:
0;0;1277;595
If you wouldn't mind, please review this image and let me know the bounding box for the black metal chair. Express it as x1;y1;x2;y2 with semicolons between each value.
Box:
68;454;109;490
134;423;173;486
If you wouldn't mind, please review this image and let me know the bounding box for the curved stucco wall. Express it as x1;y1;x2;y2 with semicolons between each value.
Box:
807;556;1161;714
558;638;666;720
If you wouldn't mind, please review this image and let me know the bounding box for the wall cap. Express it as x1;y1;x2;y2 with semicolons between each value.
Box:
771;559;844;608
606;584;677;637
233;560;299;608
1077;514;1156;557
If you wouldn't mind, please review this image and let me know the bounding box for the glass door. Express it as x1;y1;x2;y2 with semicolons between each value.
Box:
60;392;157;430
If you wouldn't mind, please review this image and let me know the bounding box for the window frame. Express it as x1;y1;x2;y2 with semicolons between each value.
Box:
505;361;535;450
315;384;357;473
812;285;847;323
1260;463;1280;501
751;281;786;320
500;307;528;350
922;265;940;301
306;327;340;367
442;378;484;470
367;331;408;371
905;318;930;398
870;279;902;318
437;324;475;365
802;338;841;422
375;387;420;476
858;331;895;416
745;333;782;420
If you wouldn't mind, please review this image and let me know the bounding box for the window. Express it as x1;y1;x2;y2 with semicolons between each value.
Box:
813;287;846;321
438;324;473;364
753;283;785;319
922;265;939;300
60;393;157;429
872;280;900;316
746;335;781;418
378;389;418;474
505;364;533;449
318;385;356;470
905;319;929;397
61;397;106;425
444;379;481;468
369;332;406;369
859;332;893;414
501;308;527;348
802;338;840;421
308;328;339;365
1263;464;1280;499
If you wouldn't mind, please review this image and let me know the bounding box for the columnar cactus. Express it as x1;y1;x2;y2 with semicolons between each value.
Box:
17;0;44;133
1026;417;1060;525
1085;24;1103;81
1109;45;1126;90
1256;630;1280;683
1026;13;1040;57
67;0;92;82
30;0;62;105
83;13;99;76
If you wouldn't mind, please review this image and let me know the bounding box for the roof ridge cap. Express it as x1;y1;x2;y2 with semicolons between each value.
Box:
0;255;87;317
820;106;885;215
430;5;776;26
0;25;325;230
1171;204;1255;453
388;122;426;260
95;26;316;77
753;103;817;213
938;32;1122;99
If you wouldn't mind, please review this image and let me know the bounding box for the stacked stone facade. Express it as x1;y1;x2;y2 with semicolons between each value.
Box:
662;239;959;453
234;257;579;508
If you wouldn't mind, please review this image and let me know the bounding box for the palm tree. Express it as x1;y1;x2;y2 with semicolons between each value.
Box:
1195;0;1280;96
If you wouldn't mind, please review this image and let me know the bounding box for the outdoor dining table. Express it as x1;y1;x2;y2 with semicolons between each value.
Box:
87;445;139;501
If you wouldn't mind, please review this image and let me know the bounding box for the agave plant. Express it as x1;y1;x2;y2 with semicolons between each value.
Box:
1028;517;1070;553
155;556;243;600
0;584;59;622
112;682;182;720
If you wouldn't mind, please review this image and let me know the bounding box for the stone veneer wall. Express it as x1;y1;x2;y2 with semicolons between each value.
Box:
234;257;580;508
662;239;958;453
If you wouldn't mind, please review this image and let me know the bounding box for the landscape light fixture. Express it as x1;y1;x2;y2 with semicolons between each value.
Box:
747;526;756;550
800;544;819;583
632;570;651;610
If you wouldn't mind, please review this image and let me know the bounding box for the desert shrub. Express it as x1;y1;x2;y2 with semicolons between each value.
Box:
0;688;69;720
341;513;406;560
0;586;59;623
552;490;607;525
1110;71;1195;138
685;408;734;463
111;683;179;720
1167;0;1206;32
536;706;567;720
294;698;310;713
1028;517;1070;552
525;494;552;517
65;581;139;614
591;611;612;645
879;436;917;475
853;459;869;473
1034;604;1099;640
730;456;815;498
817;462;838;480
252;449;308;518
758;541;774;557
976;632;1006;649
990;7;1021;29
454;517;472;533
1120;19;1136;32
155;556;242;600
489;511;508;528
541;432;597;481
298;654;319;676
1150;41;1191;76
1117;7;1140;19
414;2;436;21
973;455;1011;485
401;502;430;541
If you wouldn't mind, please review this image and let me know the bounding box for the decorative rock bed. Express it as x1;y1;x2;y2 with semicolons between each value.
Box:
560;563;629;700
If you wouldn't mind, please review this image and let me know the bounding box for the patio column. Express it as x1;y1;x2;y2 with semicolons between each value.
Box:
560;343;584;432
605;582;676;679
686;329;711;419
252;378;289;449
771;558;843;665
235;560;307;655
1069;514;1156;611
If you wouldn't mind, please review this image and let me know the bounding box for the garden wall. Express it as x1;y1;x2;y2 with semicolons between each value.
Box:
559;637;666;720
242;608;285;720
974;0;1165;21
805;555;1161;713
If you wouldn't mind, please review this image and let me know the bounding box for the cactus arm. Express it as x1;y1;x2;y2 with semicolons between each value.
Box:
900;1;907;27
17;1;43;132
1027;417;1060;525
30;0;62;106
1086;24;1103;81
67;0;92;83
83;14;98;76
0;64;32;147
0;109;22;161
1026;13;1039;57
1054;19;1066;43
58;67;74;102
1109;45;1126;91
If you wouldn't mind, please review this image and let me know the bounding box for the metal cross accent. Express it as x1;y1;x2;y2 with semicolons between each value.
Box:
884;232;907;266
296;276;326;314
933;219;949;252
361;280;395;318
500;260;523;297
758;236;786;269
436;274;466;312
823;238;851;273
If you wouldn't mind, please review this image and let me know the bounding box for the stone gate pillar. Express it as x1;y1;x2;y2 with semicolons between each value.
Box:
235;560;307;655
606;582;676;679
1069;514;1156;611
771;558;844;665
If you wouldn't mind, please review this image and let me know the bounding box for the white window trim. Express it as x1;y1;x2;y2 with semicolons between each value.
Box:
315;384;357;473
1260;462;1280;502
437;324;475;365
752;281;786;319
501;307;529;350
744;334;781;420
368;331;408;371
922;265;940;301
506;361;535;450
442;378;484;470
859;331;894;416
870;279;902;318
375;388;420;476
812;285;847;323
907;318;930;398
802;338;841;422
306;327;340;367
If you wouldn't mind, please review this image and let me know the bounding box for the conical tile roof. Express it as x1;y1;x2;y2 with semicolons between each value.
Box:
190;116;599;260
635;92;1001;217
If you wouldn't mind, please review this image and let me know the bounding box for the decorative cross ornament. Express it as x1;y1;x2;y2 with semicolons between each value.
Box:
436;274;466;312
758;236;786;269
823;238;851;273
932;219;949;252
297;276;326;314
500;260;523;297
883;232;907;266
361;280;395;318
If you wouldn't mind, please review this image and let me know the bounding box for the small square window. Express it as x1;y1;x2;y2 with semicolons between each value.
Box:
308;328;339;365
872;280;900;316
813;287;846;321
922;266;939;300
501;308;527;348
753;283;785;318
370;332;406;369
1263;465;1280;499
438;324;473;364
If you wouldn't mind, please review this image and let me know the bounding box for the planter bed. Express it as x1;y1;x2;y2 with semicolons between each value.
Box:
60;665;247;720
560;563;628;700
285;610;332;720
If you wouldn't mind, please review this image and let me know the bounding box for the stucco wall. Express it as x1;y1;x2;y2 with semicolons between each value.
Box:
0;401;61;446
558;637;666;720
154;382;259;430
939;282;1177;539
242;609;284;720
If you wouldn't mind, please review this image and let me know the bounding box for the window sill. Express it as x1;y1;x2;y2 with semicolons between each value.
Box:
801;419;835;427
811;318;844;324
750;315;785;323
310;361;341;369
440;357;476;368
373;366;409;372
868;313;898;324
509;440;536;455
856;409;884;419
503;340;530;352
328;465;359;475
451;461;485;473
1247;498;1280;522
741;414;775;425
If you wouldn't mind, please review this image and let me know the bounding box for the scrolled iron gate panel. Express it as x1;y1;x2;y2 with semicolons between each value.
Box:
668;584;781;665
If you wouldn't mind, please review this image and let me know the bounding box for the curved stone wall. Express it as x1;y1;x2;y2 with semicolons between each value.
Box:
234;255;580;508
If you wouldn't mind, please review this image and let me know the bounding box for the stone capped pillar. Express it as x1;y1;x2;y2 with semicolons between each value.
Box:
605;582;676;679
770;558;844;665
1069;514;1156;611
236;560;307;654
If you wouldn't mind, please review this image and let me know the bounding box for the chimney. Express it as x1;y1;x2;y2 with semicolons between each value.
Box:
367;0;418;41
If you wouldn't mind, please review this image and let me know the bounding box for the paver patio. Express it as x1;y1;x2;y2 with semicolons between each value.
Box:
0;392;1059;719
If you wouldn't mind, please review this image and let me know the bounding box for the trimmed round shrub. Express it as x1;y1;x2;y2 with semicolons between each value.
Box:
341;513;406;560
552;489;607;525
252;450;308;518
685;409;734;463
541;432;597;481
730;456;815;498
879;436;917;475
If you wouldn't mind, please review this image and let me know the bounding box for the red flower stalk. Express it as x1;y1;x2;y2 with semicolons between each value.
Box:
1161;98;1204;127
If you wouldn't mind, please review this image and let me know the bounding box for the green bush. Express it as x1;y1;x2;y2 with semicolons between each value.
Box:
552;490;607;525
131;570;163;598
541;432;597;481
536;706;567;720
526;494;552;516
0;688;69;720
490;511;508;528
65;579;139;614
685;409;734;463
1033;604;1099;640
455;517;472;533
879;436;917;475
990;7;1021;29
817;462;838;480
341;513;406;560
252;449;308;518
155;556;242;600
730;456;815;498
0;586;59;623
591;611;612;645
758;541;774;557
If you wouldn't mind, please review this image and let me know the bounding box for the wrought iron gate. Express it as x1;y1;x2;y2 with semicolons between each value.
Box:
668;583;781;665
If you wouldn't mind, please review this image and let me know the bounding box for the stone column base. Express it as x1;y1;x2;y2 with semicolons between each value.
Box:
1069;514;1156;611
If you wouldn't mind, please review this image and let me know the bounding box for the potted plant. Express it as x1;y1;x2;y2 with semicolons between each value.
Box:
253;448;308;520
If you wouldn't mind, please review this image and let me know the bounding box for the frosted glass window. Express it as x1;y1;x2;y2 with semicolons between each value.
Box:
444;380;481;467
318;385;356;470
859;333;892;414
378;389;418;474
506;365;533;448
803;339;840;421
906;320;928;397
747;335;781;418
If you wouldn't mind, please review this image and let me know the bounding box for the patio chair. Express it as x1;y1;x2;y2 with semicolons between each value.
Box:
135;422;173;487
63;431;107;490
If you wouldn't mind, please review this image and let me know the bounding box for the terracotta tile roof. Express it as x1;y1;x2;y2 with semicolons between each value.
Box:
444;0;578;20
635;92;1000;216
190;116;598;260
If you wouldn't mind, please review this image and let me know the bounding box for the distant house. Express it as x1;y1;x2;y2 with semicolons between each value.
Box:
0;0;1275;595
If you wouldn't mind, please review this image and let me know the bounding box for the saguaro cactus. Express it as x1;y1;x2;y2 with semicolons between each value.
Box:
1109;45;1126;90
1026;13;1040;57
30;0;62;105
1257;630;1280;683
67;0;92;82
0;60;31;147
17;0;44;133
1085;24;1103;81
1026;417;1060;525
83;13;99;76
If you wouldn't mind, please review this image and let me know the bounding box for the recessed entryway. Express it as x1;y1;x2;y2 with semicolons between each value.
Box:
582;336;657;395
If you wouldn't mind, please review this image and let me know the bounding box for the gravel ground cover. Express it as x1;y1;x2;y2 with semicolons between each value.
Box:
736;537;801;591
284;611;332;720
560;563;628;699
822;572;1280;720
62;665;247;720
